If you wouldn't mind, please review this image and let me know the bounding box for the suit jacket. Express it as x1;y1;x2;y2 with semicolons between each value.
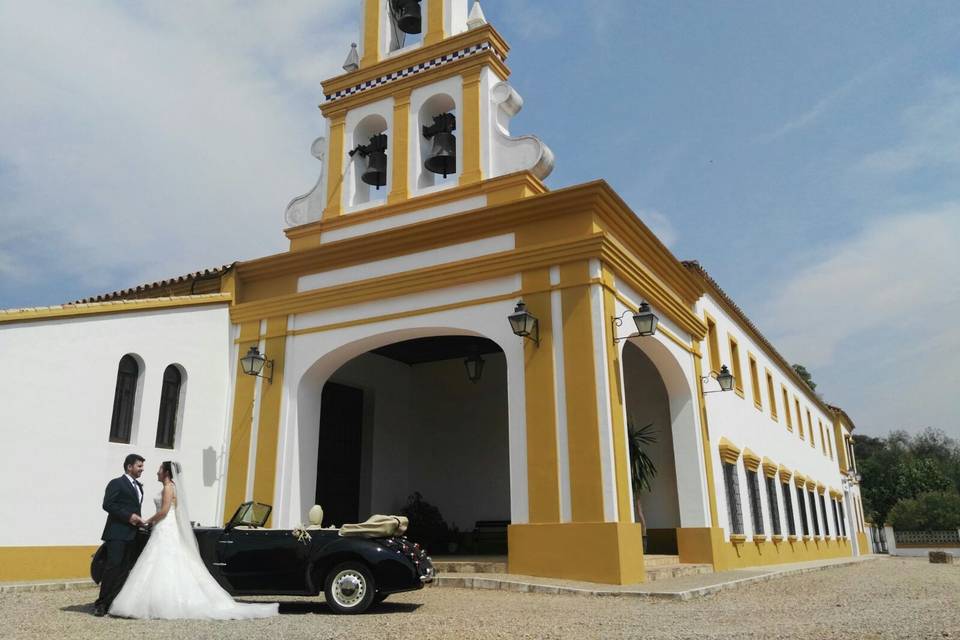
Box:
101;475;144;542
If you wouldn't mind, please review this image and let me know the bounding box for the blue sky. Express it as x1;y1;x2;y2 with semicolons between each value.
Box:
1;1;958;438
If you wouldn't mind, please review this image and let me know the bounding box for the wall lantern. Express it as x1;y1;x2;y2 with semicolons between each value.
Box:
508;301;540;346
464;353;485;384
240;346;274;384
701;364;734;395
611;302;659;342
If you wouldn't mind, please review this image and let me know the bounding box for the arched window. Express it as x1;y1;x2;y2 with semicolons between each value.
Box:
155;365;183;449
109;355;139;443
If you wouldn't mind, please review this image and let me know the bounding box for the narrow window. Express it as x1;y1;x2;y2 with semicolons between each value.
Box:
706;314;721;374
748;354;762;410
722;462;744;535
838;500;847;537
795;399;805;439
827;431;834;460
155;365;182;449
819;493;830;537
782;481;796;536
746;469;764;536
109;355;139;443
782;386;793;431
819;421;828;455
766;370;778;421
832;498;841;537
766;475;782;536
808;489;820;536
807;409;816;449
796;486;809;536
728;335;744;396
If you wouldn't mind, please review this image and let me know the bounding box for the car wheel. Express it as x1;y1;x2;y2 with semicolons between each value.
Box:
324;562;376;614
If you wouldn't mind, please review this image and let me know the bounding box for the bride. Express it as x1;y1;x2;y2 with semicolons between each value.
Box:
109;461;279;620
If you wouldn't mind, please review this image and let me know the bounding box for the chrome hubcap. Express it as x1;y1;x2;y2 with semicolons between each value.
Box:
332;570;366;607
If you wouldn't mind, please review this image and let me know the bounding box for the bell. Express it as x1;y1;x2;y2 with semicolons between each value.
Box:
423;113;457;178
350;133;389;190
391;0;422;35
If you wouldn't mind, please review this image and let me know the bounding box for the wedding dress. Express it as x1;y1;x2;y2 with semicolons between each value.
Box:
109;467;278;620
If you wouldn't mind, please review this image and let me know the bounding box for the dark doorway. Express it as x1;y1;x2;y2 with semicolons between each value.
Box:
316;382;364;527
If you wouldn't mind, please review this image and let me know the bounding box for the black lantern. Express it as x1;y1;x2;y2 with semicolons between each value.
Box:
716;364;735;392
349;133;388;189
464;353;485;384
508;301;539;346
632;302;659;337
240;346;273;383
391;0;422;34
423;113;457;178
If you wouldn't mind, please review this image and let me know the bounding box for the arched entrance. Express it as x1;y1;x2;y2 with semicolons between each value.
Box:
289;329;511;555
620;335;710;555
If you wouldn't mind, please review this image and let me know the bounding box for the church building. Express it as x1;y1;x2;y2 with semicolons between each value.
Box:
0;0;869;585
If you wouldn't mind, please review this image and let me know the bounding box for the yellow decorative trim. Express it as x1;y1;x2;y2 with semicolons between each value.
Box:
425;0;446;45
692;348;721;529
771;534;784;544
251;316;288;527
782;384;793;431
322;114;346;219
817;483;827;494
778;465;793;482
727;333;744;397
761;457;779;478
602;265;633;523
718;437;741;465
460;66;483;185
765;368;778;421
806;479;817;491
704;311;721;374
793;472;807;487
387;90;412;205
742;448;761;472
730;534;747;544
0;294;230;325
829;488;843;500
520;270;559;523
0;546;99;581
748;351;762;410
787;535;798;542
360;0;380;67
753;534;768;543
223;321;261;522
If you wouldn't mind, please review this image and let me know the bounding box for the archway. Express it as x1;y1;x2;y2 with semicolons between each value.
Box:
293;329;511;555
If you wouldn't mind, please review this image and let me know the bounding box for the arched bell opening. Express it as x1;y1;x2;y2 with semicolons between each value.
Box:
386;0;424;54
417;93;458;190
294;331;510;558
621;338;698;555
349;114;389;207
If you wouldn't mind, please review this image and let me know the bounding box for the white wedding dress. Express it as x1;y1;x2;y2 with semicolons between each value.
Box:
110;483;278;620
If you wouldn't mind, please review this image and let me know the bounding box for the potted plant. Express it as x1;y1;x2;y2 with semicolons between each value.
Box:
399;491;449;552
628;421;658;552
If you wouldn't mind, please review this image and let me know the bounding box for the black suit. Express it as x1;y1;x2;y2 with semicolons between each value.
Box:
95;475;143;611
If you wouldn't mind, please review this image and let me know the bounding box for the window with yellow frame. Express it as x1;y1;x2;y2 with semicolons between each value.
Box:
727;334;744;397
748;353;762;411
795;398;804;439
782;386;793;431
766;370;778;421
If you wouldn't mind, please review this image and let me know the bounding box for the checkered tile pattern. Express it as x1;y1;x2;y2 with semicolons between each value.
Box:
325;42;499;103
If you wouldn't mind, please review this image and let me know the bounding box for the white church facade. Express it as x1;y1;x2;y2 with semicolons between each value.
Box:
0;0;869;585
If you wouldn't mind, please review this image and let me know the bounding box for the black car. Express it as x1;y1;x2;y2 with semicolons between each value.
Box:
92;502;434;614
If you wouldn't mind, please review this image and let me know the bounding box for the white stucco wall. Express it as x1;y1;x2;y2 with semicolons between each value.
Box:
699;296;849;542
0;304;233;546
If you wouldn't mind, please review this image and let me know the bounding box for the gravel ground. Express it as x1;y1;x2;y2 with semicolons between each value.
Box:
4;557;959;640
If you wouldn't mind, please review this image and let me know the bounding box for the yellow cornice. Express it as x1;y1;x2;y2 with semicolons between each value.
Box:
761;457;779;479
320;25;510;117
793;472;807;487
718;437;741;465
0;294;231;325
285;171;546;244
778;465;793;482
742;448;761;472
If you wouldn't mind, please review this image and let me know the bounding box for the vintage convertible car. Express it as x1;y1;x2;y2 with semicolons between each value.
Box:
92;502;435;614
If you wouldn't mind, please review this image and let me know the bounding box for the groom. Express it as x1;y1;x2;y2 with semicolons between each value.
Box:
94;453;146;617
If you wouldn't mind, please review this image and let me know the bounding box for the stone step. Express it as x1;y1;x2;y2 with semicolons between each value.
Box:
645;563;714;582
433;560;508;574
642;554;681;568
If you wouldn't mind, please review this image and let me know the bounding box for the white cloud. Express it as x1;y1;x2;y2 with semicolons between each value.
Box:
0;1;355;299
860;77;960;173
760;205;960;434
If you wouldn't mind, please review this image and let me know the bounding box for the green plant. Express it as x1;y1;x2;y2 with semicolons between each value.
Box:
399;491;449;551
628;421;658;533
887;491;960;530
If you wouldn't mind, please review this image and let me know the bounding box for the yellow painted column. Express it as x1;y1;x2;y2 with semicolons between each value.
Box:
521;269;560;523
388;91;411;205
692;346;720;529
460;67;483;185
323;114;346;220
424;0;446;46
560;261;605;522
600;267;632;522
223;320;261;522
361;0;381;67
252;316;288;526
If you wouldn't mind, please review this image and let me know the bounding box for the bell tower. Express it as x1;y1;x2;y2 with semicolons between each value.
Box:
285;0;555;237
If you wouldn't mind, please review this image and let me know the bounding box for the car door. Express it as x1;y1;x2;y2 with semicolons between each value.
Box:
215;529;310;594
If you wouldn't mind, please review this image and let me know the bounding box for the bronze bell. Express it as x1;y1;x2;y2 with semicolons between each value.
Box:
423;113;457;178
350;133;389;190
391;0;422;35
